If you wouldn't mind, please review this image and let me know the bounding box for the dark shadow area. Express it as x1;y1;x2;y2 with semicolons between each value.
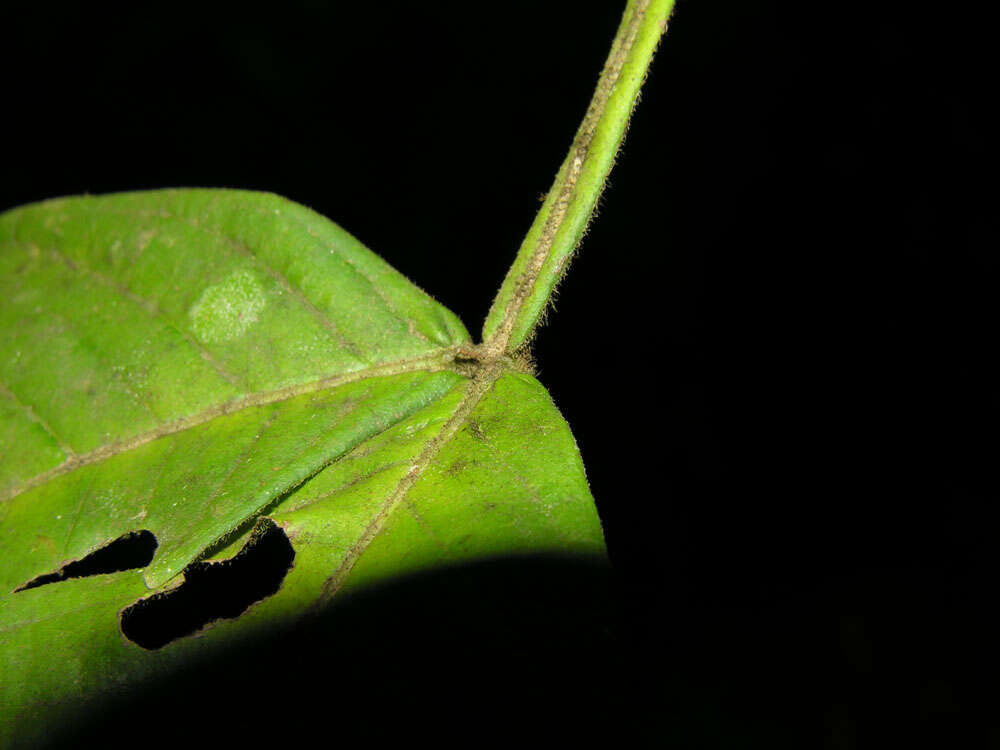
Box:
45;555;622;747
3;0;993;745
633;563;999;748
14;530;157;592
120;519;294;649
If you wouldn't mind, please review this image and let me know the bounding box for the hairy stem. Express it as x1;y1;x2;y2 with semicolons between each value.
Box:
480;0;675;356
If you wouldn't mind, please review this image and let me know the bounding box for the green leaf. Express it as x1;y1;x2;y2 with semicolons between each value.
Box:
0;190;606;743
0;1;675;740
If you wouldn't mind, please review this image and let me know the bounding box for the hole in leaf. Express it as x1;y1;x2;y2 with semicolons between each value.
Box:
120;519;294;650
14;530;158;592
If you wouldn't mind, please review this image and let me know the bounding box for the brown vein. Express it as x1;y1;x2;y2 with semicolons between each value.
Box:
286;212;438;348
95;205;371;364
45;307;162;426
403;499;449;552
481;436;565;539
315;359;507;606
0;349;464;504
60;466;99;557
199;408;281;525
0;377;75;459
106;201;453;352
279;460;411;516
36;242;248;393
210;223;372;365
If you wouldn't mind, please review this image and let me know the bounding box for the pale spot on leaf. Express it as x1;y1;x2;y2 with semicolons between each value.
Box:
188;270;267;343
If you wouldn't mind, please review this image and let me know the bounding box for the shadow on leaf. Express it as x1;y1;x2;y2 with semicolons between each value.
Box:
46;554;628;746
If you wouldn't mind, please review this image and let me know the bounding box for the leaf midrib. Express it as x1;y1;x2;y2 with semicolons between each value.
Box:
4;345;511;605
315;359;507;604
0;347;467;504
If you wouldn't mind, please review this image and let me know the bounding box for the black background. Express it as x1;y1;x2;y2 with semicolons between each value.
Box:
3;1;996;746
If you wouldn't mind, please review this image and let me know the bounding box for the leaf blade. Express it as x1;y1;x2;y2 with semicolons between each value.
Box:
0;368;465;594
0;189;470;494
0;188;606;742
0;369;603;746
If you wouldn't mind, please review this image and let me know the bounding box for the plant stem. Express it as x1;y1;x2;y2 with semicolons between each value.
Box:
480;0;675;357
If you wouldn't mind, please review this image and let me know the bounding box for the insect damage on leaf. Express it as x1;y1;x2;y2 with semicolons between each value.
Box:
0;1;673;740
119;518;295;650
13;530;158;593
188;269;268;344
